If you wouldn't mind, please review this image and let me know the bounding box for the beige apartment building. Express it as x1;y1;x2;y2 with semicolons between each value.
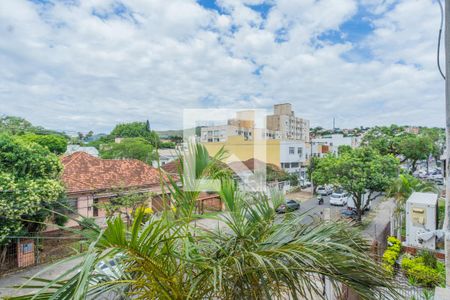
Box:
266;103;310;142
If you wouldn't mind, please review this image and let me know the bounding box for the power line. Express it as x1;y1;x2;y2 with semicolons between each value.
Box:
437;0;446;80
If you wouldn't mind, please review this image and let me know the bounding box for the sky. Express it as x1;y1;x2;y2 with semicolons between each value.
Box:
0;0;446;133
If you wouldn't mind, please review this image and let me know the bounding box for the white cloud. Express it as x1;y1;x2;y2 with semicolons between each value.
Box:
0;0;445;133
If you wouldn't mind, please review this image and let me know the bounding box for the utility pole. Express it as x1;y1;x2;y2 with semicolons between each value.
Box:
445;0;450;288
430;3;450;297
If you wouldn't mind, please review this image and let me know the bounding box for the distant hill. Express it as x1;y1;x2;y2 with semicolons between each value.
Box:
157;127;204;138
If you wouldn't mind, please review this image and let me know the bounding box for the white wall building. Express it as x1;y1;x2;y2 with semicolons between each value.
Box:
280;140;307;174
65;145;99;157
153;148;179;167
311;134;361;157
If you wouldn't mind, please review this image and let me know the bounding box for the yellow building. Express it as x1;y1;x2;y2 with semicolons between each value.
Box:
202;135;281;167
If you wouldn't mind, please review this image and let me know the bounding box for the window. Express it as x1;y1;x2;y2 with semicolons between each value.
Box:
93;199;99;217
282;163;290;168
289;147;295;154
207;138;213;142
297;147;303;156
67;198;77;210
291;162;299;168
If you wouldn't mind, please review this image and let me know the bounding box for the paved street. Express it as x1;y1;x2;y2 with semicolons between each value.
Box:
0;257;83;298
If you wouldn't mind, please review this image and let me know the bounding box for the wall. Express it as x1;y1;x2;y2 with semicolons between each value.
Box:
202;135;281;167
279;140;306;173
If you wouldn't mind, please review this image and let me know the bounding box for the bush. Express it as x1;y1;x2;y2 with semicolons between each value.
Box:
383;250;398;265
381;236;402;277
418;250;437;269
401;255;444;288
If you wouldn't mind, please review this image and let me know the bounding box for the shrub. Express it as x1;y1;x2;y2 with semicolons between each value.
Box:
387;236;401;247
406;264;441;287
381;236;402;277
383;250;398;265
418;250;437;269
401;256;444;288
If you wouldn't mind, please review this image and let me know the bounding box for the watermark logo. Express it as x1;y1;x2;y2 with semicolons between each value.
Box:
182;108;268;192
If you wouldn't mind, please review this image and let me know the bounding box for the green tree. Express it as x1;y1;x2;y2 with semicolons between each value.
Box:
337;144;352;155
361;125;407;156
100;137;157;164
0;134;65;242
398;135;434;172
18;133;68;155
312;147;399;221
14;144;398;300
110;121;160;146
0;116;34;135
386;174;437;238
96;189;152;226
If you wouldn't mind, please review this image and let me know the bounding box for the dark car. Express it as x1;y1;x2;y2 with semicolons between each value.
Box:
340;208;357;220
276;200;300;214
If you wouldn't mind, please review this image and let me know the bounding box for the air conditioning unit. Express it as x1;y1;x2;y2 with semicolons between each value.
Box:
405;192;438;250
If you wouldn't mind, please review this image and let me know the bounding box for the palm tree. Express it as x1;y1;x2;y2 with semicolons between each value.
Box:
12;144;398;300
386;174;438;238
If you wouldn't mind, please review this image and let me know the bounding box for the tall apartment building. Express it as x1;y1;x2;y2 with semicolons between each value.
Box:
200;103;310;178
266;103;310;142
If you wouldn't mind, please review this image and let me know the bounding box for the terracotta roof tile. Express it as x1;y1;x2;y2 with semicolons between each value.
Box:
61;152;162;194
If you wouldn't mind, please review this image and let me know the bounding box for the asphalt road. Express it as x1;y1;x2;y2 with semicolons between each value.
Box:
282;193;384;223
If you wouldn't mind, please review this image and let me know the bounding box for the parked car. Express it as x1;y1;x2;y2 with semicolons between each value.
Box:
329;192;350;206
316;185;332;196
276;199;300;214
340;208;357;220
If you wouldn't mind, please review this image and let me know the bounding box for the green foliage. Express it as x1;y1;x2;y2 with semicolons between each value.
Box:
0;116;68;139
401;253;445;288
266;164;298;185
312;147;399;220
398;135;434;172
0;134;65;242
418;250;437;269
337;145;352;155
100;137;157;164
13;143;400;300
362;125;442;172
382;236;401;276
110;121;160;146
0;116;34;135
18;133;68;154
361;125;407;156
387;174;437;206
159;141;176;149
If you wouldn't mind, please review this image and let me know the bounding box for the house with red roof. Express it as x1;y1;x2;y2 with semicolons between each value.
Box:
59;152;165;227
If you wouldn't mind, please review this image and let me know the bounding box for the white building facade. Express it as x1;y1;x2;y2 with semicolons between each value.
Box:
311;134;361;157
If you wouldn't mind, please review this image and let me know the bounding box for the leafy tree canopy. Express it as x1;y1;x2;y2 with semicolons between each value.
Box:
312;147;399;220
100;137;157;165
362;125;442;171
18;133;68;155
0;116;68;138
0;134;65;242
110;121;160;146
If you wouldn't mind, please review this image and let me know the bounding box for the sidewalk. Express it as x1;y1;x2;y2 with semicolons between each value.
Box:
0;257;82;298
362;198;395;240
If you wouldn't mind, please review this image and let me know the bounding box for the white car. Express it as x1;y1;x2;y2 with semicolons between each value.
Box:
329;192;350;206
317;186;332;196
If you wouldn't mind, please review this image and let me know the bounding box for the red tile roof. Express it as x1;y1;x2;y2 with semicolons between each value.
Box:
61;152;162;194
161;159;182;174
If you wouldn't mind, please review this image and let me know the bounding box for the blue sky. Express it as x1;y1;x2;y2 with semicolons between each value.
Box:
0;0;445;133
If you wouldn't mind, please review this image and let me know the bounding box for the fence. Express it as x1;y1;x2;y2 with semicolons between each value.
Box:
0;233;87;276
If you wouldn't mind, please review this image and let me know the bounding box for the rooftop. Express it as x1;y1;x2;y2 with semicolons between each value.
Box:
61;152;162;194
